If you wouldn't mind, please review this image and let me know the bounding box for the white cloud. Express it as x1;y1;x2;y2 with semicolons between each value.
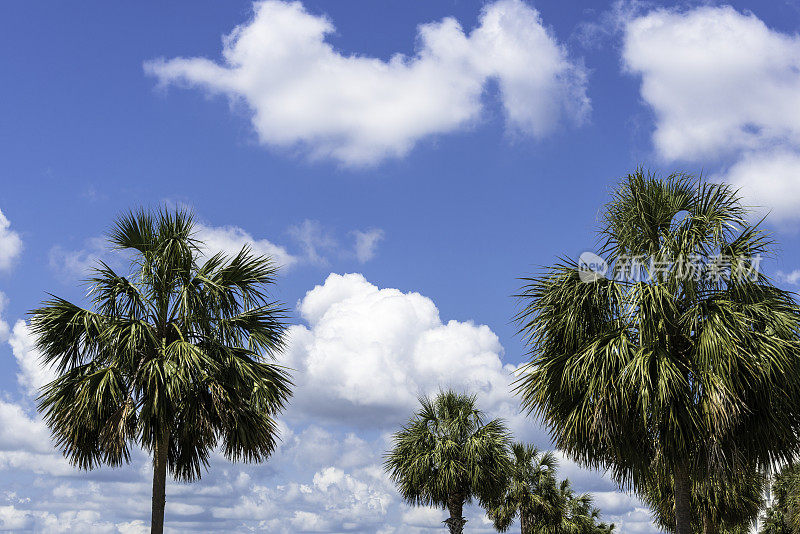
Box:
722;150;800;223
0;292;9;342
777;269;800;285
288;219;337;265
0;271;651;532
0;209;22;272
352;229;384;263
145;0;589;166
281;273;525;432
623;6;800;162
48;236;110;281
8;320;57;397
195;223;298;270
623;6;800;228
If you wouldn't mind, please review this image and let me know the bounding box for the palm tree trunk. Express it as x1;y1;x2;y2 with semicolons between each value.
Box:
150;433;169;534
444;493;467;534
673;461;692;534
701;511;711;534
520;510;530;534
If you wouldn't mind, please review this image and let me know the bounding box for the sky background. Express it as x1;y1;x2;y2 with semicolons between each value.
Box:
2;0;800;532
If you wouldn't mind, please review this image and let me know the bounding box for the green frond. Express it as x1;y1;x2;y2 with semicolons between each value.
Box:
32;206;292;485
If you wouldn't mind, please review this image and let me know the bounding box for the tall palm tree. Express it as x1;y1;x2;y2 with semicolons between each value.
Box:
515;170;800;534
30;208;292;534
490;443;559;534
384;390;511;534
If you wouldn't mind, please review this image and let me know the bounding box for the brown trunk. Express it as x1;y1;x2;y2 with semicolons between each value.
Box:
444;493;467;534
150;433;169;534
701;512;711;534
520;509;530;534
673;461;693;534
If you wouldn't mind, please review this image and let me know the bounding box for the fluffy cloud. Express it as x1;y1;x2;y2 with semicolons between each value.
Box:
623;6;800;226
194;223;298;270
722;150;800;223
145;0;589;166
281;273;525;432
0;271;652;532
623;6;800;162
0;209;22;272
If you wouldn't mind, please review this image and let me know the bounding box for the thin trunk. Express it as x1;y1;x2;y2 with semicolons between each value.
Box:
444;493;467;534
701;511;711;534
520;509;530;534
673;461;693;534
150;433;169;534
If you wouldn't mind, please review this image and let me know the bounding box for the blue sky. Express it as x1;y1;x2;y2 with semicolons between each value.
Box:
2;0;800;532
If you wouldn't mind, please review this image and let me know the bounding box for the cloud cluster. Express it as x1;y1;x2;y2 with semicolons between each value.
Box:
623;6;800;223
281;273;526;432
145;0;589;165
0;209;22;272
0;270;654;532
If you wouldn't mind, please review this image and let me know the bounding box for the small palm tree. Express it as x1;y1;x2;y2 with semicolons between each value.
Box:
515;171;800;534
490;443;559;534
554;479;609;534
31;208;292;534
384;390;511;534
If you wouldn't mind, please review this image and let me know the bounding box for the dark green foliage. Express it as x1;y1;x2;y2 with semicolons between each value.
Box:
514;170;800;533
384;391;511;533
490;443;560;533
31;208;292;530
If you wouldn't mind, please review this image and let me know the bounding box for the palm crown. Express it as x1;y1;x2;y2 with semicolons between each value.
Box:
384;390;511;534
30;208;292;533
515;170;800;534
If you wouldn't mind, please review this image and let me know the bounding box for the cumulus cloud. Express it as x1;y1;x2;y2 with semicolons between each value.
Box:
0;271;646;531
623;6;800;227
195;223;298;270
281;273;526;432
722;150;800;223
623;6;800;162
0;209;22;272
145;0;589;165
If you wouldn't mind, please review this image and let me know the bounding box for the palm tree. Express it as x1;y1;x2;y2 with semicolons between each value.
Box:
30;208;292;534
384;390;511;534
552;479;611;534
490;443;559;534
515;170;800;534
